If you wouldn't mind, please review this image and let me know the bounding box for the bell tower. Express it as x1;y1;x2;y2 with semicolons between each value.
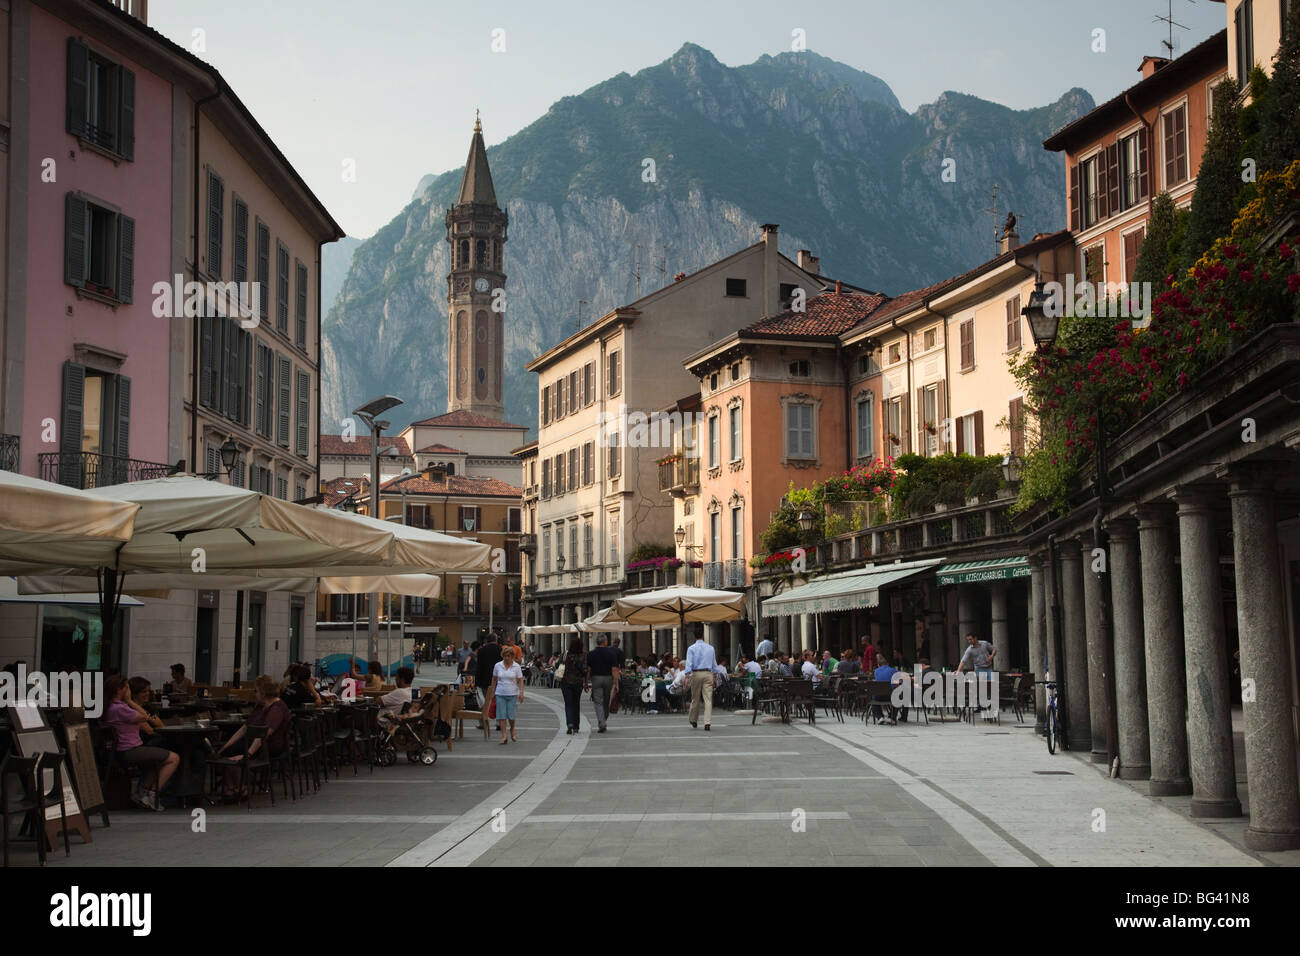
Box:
446;111;508;419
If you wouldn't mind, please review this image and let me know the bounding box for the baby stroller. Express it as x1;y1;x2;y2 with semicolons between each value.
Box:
377;699;439;766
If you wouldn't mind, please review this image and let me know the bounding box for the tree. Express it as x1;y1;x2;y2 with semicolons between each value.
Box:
1255;2;1300;175
1180;80;1243;272
1132;192;1187;289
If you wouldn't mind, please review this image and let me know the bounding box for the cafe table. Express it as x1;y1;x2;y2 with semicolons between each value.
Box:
154;723;222;804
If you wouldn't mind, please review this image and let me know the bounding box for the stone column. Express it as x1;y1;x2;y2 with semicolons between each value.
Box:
1028;554;1047;733
1107;517;1150;780
1059;538;1092;753
957;586;979;644
989;582;1009;675
926;583;946;670
1079;531;1110;764
1137;504;1191;795
1174;490;1241;817
777;615;791;655
1229;478;1300;849
728;621;741;668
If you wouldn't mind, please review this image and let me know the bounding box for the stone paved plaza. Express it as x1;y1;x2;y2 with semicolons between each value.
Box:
15;667;1296;868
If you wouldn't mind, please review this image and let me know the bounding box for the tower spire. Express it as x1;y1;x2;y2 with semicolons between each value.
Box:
474;108;481;134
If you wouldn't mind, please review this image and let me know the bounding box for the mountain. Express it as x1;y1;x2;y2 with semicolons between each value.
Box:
321;44;1093;436
320;236;361;320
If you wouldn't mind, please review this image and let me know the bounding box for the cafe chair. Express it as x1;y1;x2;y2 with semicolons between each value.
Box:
1;752;71;867
291;717;322;794
205;725;270;811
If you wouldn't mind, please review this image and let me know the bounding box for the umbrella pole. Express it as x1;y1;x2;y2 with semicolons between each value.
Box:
351;593;358;675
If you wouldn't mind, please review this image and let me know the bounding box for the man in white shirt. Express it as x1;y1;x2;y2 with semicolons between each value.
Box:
379;667;415;719
684;627;718;730
755;636;775;659
743;656;762;678
799;650;821;687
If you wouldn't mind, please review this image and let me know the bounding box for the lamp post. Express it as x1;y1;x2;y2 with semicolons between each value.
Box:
1023;286;1118;764
218;437;245;688
352;395;403;661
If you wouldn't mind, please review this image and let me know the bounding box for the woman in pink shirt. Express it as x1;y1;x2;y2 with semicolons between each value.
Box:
101;674;179;811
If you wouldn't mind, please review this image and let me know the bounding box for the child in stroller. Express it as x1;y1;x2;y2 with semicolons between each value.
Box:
377;689;450;766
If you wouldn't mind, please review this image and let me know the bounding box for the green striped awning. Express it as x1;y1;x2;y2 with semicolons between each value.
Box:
760;559;941;618
935;557;1030;587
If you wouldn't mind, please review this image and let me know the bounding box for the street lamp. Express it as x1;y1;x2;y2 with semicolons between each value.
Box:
219;438;240;479
1024;294;1118;766
797;509;815;533
1000;451;1023;485
352;395;403;661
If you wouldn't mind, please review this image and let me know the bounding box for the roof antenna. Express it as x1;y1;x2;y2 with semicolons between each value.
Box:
632;244;641;298
1153;0;1194;57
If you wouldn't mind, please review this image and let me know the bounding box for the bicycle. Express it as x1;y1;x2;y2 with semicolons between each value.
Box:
1038;678;1065;754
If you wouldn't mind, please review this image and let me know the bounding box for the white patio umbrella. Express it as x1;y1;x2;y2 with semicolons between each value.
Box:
520;623;579;635
609;586;745;632
0;469;140;569
578;606;651;633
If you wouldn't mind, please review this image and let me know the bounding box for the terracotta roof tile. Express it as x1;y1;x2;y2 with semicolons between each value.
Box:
741;290;889;338
409;409;527;429
379;474;522;497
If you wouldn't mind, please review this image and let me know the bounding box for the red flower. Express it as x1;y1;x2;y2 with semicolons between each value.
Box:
1280;242;1293;259
1222;244;1240;259
1177;372;1189;388
1288;274;1300;294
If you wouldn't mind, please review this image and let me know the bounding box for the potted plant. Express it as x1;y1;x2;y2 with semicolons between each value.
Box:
938;479;966;509
966;469;1001;504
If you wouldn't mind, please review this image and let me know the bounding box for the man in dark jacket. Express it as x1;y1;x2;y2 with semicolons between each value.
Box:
475;633;502;696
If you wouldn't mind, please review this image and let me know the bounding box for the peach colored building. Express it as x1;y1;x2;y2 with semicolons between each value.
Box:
1043;31;1227;291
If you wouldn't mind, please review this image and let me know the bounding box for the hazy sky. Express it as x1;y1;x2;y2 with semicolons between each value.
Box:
149;0;1227;239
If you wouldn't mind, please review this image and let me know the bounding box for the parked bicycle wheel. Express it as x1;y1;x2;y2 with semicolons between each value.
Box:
1047;708;1060;754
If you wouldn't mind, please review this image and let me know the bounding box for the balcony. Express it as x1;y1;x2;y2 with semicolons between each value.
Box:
702;561;723;589
0;434;18;472
623;562;701;592
657;455;700;496
723;558;747;588
39;451;172;489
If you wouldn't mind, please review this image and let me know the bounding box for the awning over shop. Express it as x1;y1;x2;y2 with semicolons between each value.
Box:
934;557;1030;586
1;577;144;607
760;559;941;618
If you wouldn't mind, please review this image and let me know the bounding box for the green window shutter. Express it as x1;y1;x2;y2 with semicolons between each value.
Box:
295;369;310;457
232;199;248;285
295;261;308;349
207;172;223;279
277;353;291;447
118;67;135;160
116;214;134;303
66;38;89;139
199;313;214;407
60;362;86;486
114;376;131;459
64;193;89;288
256;223;270;319
276;242;289;332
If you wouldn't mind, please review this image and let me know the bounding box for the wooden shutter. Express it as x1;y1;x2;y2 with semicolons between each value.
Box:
277;354;291;447
1106;143;1121;216
1137;130;1150;200
254;344;267;435
1069;164;1081;231
256;223;270;319
276;243;289;332
973;410;985;456
114;376;131;459
232;199;248;284
1006;296;1022;350
118;68;135;160
960;320;974;370
936;381;947;452
60;362;86;485
224;318;240;417
900;395;911;455
955;414;965;454
1124;229;1144;282
239;331;252;425
66;38;89;138
295;261;308;348
64;193;89;288
1096;153;1109;221
200;314;215;407
1009;398;1025;457
207;172;223;279
541;385;550;425
880;394;889;456
296;369;310;456
116;214;134;303
916;387;926;451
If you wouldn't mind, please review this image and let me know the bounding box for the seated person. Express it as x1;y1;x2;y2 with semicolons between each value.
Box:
872;654;902;724
213;675;290;800
281;664;322;708
169;663;195;696
127;676;167;743
101;675;178;811
742;655;762;678
365;660;385;691
836;649;862;676
334;662;364;698
379;667;416;720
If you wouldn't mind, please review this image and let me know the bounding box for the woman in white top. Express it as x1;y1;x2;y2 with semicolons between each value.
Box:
488;646;525;744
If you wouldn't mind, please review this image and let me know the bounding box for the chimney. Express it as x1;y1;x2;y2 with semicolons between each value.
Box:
999;231;1020;253
835;280;843;294
761;224;780;317
1139;56;1169;79
797;249;821;276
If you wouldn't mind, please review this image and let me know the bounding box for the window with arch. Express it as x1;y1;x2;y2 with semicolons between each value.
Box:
458;239;469;269
476;239;487;266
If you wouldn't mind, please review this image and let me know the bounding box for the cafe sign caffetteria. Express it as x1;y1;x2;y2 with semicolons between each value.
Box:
935;559;1031;587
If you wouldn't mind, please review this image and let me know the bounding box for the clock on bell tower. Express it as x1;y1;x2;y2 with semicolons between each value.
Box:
446;111;508;419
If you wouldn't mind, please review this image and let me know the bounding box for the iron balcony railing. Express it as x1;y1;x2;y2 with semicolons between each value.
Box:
39;451;172;489
724;558;747;588
0;434;18;472
702;561;723;589
657;455;701;495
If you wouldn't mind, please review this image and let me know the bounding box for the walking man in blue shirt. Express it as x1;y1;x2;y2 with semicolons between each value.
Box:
685;626;718;731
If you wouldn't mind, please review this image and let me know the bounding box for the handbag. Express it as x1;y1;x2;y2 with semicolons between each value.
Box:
487;696;497;719
554;663;566;680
